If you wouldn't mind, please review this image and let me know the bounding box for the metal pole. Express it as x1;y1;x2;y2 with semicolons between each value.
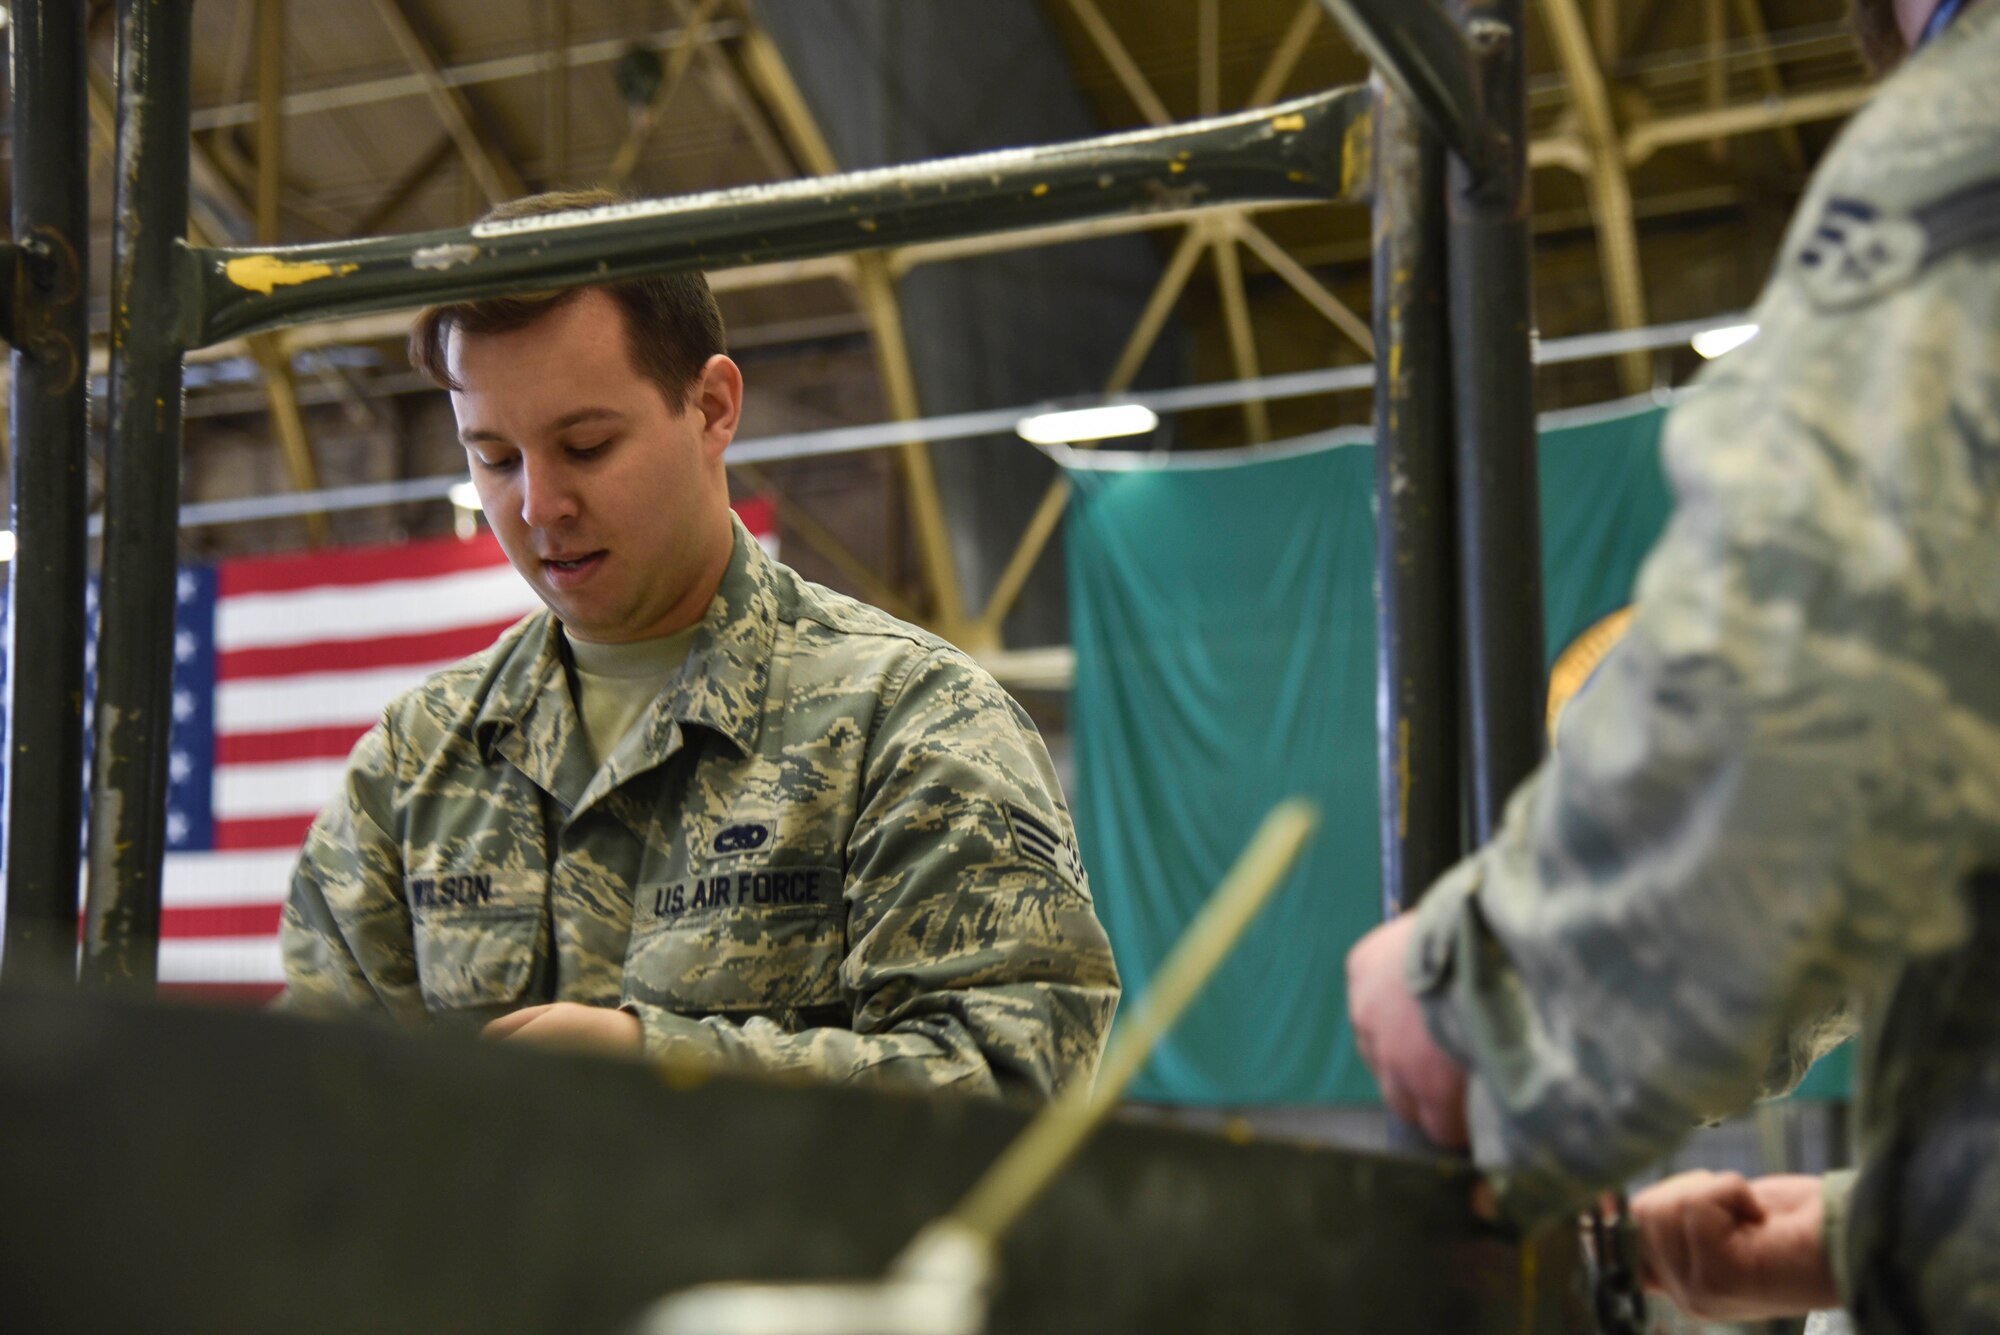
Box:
1316;0;1497;176
83;0;195;990
2;0;92;984
192;85;1370;347
1446;0;1544;839
1369;82;1461;918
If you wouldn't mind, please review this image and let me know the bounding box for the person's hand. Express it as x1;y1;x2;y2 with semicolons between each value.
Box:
1629;1171;1838;1320
1345;913;1469;1148
483;1002;643;1058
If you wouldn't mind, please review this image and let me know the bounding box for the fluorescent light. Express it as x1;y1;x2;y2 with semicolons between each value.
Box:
1015;403;1159;446
447;480;482;511
1691;322;1759;359
0;531;13;562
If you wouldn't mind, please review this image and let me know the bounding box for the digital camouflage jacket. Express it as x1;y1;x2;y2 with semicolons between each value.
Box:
279;519;1121;1101
1407;7;2000;1331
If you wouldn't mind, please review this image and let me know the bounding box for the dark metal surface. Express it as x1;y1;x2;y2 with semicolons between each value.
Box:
2;0;91;984
82;0;195;990
193;85;1371;347
1316;0;1496;178
1445;0;1545;840
0;241;17;348
1369;83;1462;921
0;986;1591;1335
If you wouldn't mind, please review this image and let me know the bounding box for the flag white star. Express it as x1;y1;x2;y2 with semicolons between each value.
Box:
176;571;197;603
172;689;194;722
165;809;189;845
168;750;191;784
174;630;196;663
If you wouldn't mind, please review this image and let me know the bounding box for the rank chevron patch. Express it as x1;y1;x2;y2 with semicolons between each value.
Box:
1006;803;1085;885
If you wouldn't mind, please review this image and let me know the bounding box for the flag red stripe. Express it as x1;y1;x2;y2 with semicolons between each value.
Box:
215;813;318;850
217;724;373;765
158;981;285;1007
219;617;520;681
221;529;509;597
734;495;776;535
162;902;285;938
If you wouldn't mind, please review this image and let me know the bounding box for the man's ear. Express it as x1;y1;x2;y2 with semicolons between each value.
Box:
694;355;744;460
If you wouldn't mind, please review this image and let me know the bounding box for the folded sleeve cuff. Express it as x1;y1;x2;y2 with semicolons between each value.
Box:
623;1001;729;1071
1403;859;1483;1066
1399;861;1601;1230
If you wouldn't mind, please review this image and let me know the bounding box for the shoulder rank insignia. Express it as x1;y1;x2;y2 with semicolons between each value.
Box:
1007;803;1086;886
1797;177;2000;308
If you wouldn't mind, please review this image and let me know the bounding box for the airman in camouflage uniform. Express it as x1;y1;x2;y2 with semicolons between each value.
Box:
280;521;1119;1098
278;188;1118;1101
1350;2;2000;1329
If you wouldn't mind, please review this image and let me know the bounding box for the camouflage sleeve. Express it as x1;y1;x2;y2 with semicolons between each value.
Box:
626;648;1121;1100
1823;1167;1860;1305
1405;222;2000;1223
274;722;425;1021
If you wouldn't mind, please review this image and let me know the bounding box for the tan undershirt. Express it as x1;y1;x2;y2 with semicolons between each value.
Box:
566;627;699;769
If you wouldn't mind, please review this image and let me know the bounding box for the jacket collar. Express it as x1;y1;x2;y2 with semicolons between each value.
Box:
473;514;779;804
639;512;779;761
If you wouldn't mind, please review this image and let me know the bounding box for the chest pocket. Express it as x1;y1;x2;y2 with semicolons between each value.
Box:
625;864;845;1016
409;871;549;1013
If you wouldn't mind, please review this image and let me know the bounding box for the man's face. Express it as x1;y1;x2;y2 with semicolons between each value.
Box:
448;289;742;643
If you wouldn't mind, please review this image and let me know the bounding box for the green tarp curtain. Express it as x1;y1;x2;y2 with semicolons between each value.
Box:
1066;402;1676;1104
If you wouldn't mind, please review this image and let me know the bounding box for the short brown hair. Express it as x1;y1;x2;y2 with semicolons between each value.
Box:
408;188;727;409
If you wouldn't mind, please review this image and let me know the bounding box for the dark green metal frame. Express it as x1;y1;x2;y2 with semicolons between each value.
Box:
83;0;195;990
1369;84;1459;921
1444;0;1545;843
194;86;1370;347
0;986;1593;1334
4;0;92;985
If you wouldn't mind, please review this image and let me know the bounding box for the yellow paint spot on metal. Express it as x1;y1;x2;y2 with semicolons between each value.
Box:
1032;182;1050;197
223;254;359;294
1222;1117;1256;1145
1341;108;1375;200
1169;161;1186;174
1270;113;1306;132
1517;1239;1539;1335
1288;171;1307;183
858;218;879;232
1396;718;1411;840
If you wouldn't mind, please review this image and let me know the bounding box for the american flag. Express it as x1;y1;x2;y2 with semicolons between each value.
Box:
0;497;777;1003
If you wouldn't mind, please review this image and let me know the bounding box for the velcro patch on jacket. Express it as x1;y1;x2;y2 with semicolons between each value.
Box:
713;822;771;853
1006;804;1085;885
406;870;532;912
646;866;842;920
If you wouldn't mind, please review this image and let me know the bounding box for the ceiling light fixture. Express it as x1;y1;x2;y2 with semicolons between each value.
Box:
1015;403;1160;446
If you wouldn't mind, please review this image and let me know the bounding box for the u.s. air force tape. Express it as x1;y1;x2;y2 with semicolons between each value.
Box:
644;866;842;920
